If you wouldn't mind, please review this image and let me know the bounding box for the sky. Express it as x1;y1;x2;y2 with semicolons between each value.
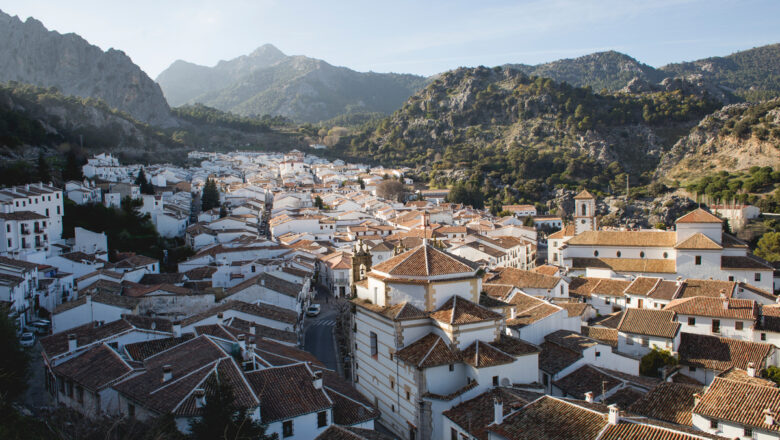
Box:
2;0;780;79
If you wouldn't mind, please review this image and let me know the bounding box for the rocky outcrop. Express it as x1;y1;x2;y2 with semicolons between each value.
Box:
0;10;174;126
656;99;780;180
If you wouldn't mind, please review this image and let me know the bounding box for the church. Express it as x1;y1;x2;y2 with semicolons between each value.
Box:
555;191;774;292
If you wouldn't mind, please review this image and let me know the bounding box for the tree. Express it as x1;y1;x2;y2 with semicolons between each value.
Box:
376;179;407;202
135;168;155;195
0;306;29;404
640;348;677;378
766;366;780;386
755;232;780;262
201;179;221;212
357;177;365;190
36;152;50;182
314;195;324;210
63;150;83;181
189;378;276;440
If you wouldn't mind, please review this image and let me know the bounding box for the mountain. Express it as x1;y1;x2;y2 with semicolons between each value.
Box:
656;98;780;180
504;44;780;102
156;45;430;123
330;66;718;204
506;51;667;91
0;10;174;126
660;43;780;102
0;82;304;167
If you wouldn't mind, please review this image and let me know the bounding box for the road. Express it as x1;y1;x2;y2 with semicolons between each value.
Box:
303;285;340;373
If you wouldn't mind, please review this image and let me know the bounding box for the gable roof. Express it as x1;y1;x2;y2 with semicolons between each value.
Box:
53;344;133;391
676;208;723;224
628;382;704;426
617;308;680;339
430;296;503;325
245;363;331;423
665;297;757;320
675;233;722;250
695;377;780;433
460;340;516;368
484;267;561;290
678;332;774;372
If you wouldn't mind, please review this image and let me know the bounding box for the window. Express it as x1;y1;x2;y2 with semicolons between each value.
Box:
449;364;454;372
317;411;327;428
755;273;762;282
390;377;395;389
76;386;84;404
689;366;697;372
406;390;411;401
709;419;717;429
5;224;9;233
616;251;621;258
283;420;293;437
695;255;702;265
595;351;601;357
663;252;669;259
641;337;649;347
626;337;634;345
451;428;459;440
745;427;753;437
736;321;744;331
688;317;695;326
640;251;645;258
728;276;734;281
370;332;378;357
762;333;767;341
594;250;599;257
128;403;135;418
251;265;255;273
626;297;631;304
712;319;720;334
493;376;499;387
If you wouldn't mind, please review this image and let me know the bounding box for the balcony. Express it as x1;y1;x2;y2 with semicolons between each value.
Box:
20;226;31;235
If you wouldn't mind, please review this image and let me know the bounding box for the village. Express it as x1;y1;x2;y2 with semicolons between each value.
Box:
1;149;780;440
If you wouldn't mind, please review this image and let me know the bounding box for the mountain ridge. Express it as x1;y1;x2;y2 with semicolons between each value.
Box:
0;9;174;126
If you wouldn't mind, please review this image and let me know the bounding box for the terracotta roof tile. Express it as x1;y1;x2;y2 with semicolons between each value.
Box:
581;326;618;347
371;244;478;277
629;382;704;426
443;388;541;440
461;340;516;368
488;396;606;440
678;332;774;372
245;363;331;423
675;233;722;250
395;333;460;369
695;377;780;432
676;208;722;224
617;308;680;339
430;296;503;325
484;267;561;290
53;344;133;391
570;258;677;274
567;230;677;247
624;277;662;296
665;297;757;320
553;364;623;400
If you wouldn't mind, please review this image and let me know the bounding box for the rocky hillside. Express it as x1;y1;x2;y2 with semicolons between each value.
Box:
661;43;780;102
0;10;174;126
156;44;429;123
504;44;780;102
0;83;304;166
507;51;666;92
657;98;780;180
332;66;718;204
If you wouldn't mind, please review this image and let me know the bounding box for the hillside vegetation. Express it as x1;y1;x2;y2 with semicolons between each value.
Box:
330;66;718;208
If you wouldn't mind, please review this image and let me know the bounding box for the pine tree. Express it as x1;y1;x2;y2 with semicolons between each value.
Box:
63;151;83;181
189;378;276;440
201;179;220;212
36;153;50;183
135;168;155;195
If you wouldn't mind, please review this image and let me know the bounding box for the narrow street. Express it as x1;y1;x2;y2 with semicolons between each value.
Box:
303;285;340;373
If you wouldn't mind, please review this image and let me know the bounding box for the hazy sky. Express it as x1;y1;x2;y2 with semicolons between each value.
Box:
3;0;779;79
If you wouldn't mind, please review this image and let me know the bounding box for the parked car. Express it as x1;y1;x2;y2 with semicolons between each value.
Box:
29;320;51;336
306;304;321;317
20;332;35;348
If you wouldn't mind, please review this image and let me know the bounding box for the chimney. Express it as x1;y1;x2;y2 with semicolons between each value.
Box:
748;362;756;377
67;334;78;352
162;365;173;382
607;404;619;425
510;307;516;320
237;334;247;353
249;325;256;336
493;397;504;425
195;389;206;408
765;409;775;426
248;337;256;351
676;276;683;287
584;391;594;403
693;393;701;406
173;320;182;338
313;370;323;389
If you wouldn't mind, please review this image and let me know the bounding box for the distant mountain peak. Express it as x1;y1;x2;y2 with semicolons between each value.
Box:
250;43;285;58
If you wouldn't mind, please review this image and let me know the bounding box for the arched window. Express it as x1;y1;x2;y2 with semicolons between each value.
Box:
663;252;669;259
640;251;645;258
616;251;622;258
594;250;599;257
581;203;587;216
